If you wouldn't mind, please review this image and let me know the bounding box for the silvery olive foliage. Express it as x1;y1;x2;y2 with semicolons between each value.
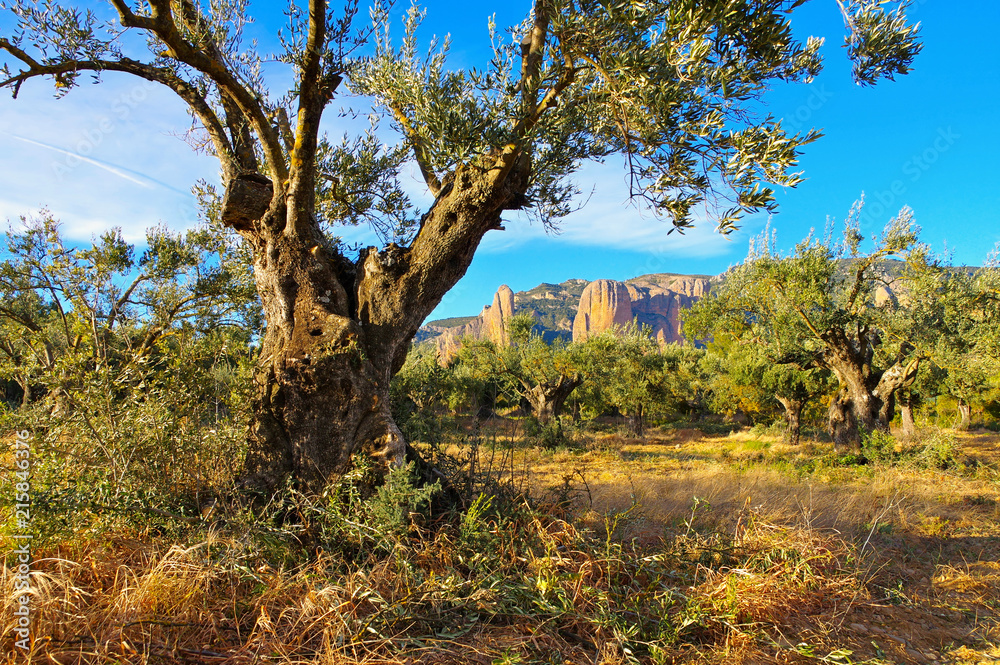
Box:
350;0;921;233
0;0;920;245
685;201;935;373
838;0;923;85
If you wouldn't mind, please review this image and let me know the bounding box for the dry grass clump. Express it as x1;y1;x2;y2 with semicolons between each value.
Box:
3;426;999;663
2;490;866;664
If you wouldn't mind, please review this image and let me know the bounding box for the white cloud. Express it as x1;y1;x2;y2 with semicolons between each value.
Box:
479;160;755;257
0;75;218;243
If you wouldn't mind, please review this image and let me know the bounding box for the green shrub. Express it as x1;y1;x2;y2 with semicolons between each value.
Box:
523;416;572;450
912;430;961;470
861;429;899;464
749;420;787;438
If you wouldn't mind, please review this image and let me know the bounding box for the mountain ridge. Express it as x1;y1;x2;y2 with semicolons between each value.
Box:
419;271;717;359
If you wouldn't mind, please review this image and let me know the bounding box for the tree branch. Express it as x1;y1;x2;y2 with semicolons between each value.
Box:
286;0;340;238
106;273;147;334
108;0;155;30
0;306;42;333
520;0;550;119
387;102;442;196
0;43;240;181
874;354;920;400
140;0;289;186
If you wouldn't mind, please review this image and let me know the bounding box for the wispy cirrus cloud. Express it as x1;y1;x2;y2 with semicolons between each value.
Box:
2;131;190;194
0;76;218;242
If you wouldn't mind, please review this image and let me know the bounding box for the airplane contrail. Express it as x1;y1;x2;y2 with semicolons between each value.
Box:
2;131;189;196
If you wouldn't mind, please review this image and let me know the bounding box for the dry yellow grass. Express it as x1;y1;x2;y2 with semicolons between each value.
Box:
3;425;999;664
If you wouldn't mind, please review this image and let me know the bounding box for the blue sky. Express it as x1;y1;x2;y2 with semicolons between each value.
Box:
1;1;998;322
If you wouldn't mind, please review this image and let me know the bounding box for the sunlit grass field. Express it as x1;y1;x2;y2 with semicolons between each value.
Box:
3;422;998;664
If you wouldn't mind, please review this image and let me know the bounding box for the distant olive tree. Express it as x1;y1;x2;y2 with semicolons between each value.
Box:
575;325;669;436
703;337;832;444
922;252;1000;430
686;204;946;449
461;313;582;425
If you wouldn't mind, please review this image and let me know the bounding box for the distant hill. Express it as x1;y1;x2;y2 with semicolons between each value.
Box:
417;259;986;358
424;315;478;329
419;272;715;360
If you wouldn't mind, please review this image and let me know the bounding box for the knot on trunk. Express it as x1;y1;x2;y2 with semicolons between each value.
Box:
222;173;274;231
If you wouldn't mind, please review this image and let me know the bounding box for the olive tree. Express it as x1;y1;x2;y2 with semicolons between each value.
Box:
686;204;942;449
0;210;256;414
461;313;581;424
575;325;669;436
1;0;921;491
923;254;1000;430
703;337;832;443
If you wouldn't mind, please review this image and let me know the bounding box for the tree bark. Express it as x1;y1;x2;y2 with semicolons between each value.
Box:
524;374;582;425
18;376;30;407
828;391;854;450
956;399;972;430
239;157;531;495
239;212;406;493
776;395;804;445
820;327;918;450
624;404;644;438
826;384;882;451
899;392;916;438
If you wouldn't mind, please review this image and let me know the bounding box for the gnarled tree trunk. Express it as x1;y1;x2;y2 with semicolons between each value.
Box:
237;159;531;495
523;374;582;425
821;327;918;450
775;395;804;445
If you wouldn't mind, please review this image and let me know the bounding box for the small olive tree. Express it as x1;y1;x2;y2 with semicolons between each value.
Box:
461;313;582;425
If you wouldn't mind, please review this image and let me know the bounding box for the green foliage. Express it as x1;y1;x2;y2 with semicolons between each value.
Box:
833;429;960;470
302;458;441;556
0;211;259;546
860;429;898;464
841;0;923;85
459;314;581;421
349;0;921;232
314;125;419;244
917;250;1000;417
574;325;706;431
911;430;961;471
686;203;931;370
685;202;967;444
522;416;571;450
391;345;450;412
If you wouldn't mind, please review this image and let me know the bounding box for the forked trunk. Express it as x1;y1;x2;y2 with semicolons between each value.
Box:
956;399;972;431
524;375;582;425
776;395;804;445
240;226;407;493
822;330;917;450
234;156;531;495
